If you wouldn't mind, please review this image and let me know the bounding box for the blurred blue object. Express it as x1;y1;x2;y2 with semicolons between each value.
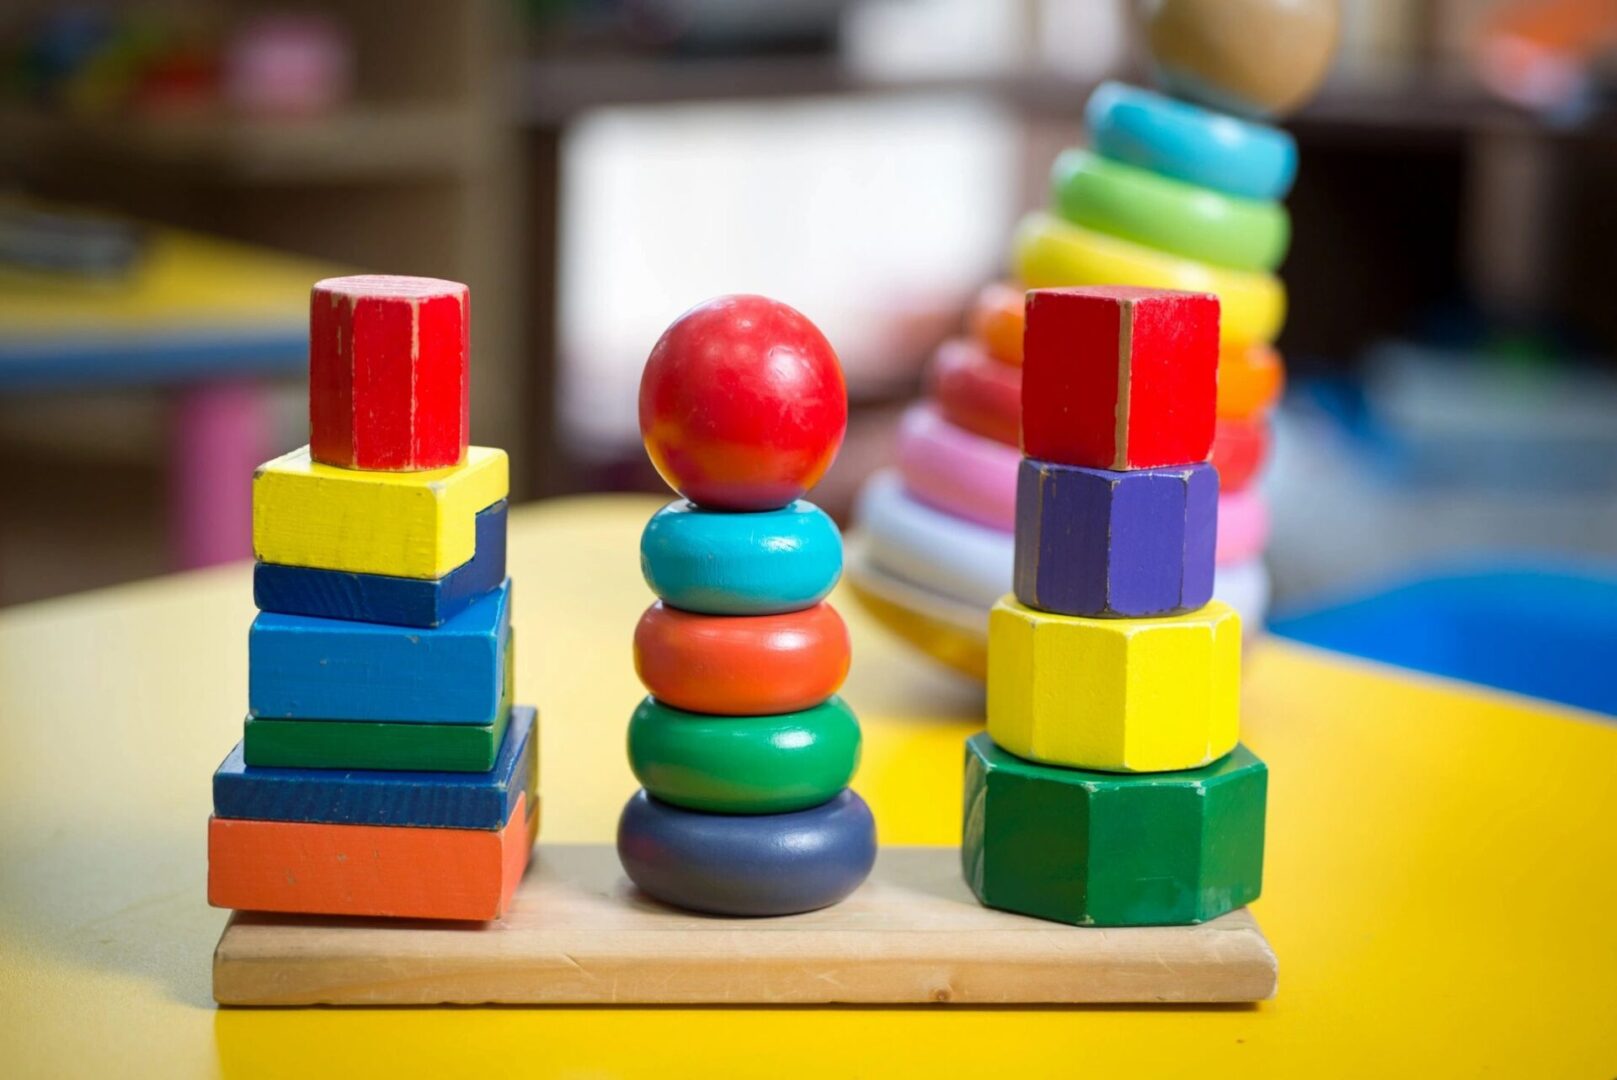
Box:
1269;563;1617;717
1357;343;1617;493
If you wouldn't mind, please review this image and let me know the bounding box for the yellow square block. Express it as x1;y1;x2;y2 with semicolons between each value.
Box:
986;596;1240;772
252;445;509;579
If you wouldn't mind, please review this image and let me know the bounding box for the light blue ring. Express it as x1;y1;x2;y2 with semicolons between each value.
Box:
640;499;842;615
1086;81;1297;201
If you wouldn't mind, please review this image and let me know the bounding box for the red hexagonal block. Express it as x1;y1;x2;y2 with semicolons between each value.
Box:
1022;286;1218;470
310;275;470;471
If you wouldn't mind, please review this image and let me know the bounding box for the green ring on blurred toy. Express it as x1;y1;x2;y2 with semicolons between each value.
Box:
1051;149;1290;273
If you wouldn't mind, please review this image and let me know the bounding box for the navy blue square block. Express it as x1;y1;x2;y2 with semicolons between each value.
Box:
253;499;508;628
213;706;537;829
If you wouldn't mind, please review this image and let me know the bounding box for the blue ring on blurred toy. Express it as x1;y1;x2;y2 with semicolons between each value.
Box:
640;498;842;615
1086;81;1298;201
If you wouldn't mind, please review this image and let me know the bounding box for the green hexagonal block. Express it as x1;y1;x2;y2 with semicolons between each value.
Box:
962;732;1266;926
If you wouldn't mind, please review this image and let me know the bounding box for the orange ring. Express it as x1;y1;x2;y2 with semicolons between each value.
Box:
1217;342;1285;419
969;282;1025;367
634;601;851;716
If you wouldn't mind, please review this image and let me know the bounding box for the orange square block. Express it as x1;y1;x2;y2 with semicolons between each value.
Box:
208;793;535;921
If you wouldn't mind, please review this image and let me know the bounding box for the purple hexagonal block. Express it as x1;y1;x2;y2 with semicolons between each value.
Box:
1014;458;1217;618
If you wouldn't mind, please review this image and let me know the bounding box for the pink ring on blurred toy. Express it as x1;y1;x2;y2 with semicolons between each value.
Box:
1216;488;1269;566
895;404;1019;531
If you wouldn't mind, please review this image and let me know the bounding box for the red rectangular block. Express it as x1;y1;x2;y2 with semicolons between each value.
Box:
208;792;535;921
310;274;470;471
1022;286;1218;470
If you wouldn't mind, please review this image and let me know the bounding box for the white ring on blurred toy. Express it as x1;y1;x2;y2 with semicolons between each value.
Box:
1213;556;1271;632
853;469;1013;611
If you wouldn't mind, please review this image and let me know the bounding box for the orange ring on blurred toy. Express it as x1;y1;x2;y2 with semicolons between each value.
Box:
1013;212;1286;346
634;600;850;716
1217;342;1285;419
969;282;1025;366
1212;415;1270;493
929;337;1021;448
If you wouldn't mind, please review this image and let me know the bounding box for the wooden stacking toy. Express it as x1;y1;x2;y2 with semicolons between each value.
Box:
208;289;1279;1003
618;294;877;916
208;274;537;921
849;5;1339;671
965;284;1267;927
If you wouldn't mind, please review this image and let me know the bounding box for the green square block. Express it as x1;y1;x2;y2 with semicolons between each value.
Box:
962;732;1266;927
243;707;511;772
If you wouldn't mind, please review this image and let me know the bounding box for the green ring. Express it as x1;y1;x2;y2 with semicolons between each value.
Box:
628;695;861;814
1050;149;1290;273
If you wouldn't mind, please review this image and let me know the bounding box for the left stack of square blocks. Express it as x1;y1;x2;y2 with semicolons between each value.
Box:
207;275;537;922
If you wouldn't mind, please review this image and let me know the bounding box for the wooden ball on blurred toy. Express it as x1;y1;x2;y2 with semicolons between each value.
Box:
639;294;847;512
1138;0;1339;119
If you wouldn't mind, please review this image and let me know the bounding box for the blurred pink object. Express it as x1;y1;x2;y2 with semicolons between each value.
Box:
1216;488;1270;567
171;380;273;569
224;13;352;118
895;403;1019;532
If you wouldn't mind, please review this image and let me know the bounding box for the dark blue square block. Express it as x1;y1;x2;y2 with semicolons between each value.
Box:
213;706;536;830
253;499;508;628
1014;458;1217;618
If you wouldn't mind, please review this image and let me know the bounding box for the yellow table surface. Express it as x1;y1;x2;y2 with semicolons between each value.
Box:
2;495;1614;1078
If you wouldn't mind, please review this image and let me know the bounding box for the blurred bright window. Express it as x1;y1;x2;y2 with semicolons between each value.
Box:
558;93;1020;454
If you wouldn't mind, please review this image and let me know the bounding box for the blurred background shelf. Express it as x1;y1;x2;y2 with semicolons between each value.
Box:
0;103;486;183
5;0;1617;617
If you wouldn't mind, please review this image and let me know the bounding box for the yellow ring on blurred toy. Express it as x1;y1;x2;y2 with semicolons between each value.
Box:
848;577;988;681
1012;212;1286;345
844;537;989;681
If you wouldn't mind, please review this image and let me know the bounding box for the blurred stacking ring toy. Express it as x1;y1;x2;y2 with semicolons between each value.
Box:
619;294;876;917
848;0;1339;677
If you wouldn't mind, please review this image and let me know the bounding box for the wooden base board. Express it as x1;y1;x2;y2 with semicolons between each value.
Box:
214;844;1276;1006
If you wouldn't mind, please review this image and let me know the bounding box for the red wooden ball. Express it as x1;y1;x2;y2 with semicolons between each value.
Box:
639;294;847;511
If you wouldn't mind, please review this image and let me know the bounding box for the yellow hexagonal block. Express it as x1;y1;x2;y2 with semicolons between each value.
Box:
986;595;1240;772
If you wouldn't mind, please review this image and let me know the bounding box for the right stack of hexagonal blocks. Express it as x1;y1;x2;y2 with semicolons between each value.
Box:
963;285;1267;928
